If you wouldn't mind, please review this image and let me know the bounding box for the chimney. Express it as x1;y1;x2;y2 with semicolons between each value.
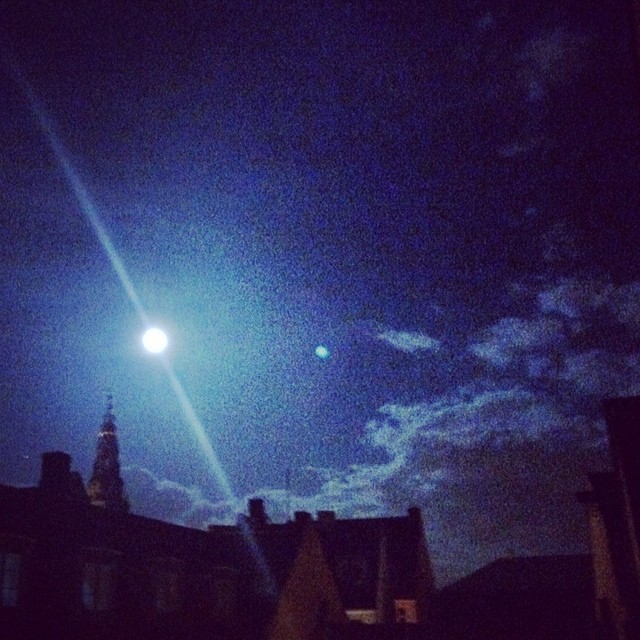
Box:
317;510;336;523
294;511;312;524
39;451;72;493
249;498;267;526
408;506;421;522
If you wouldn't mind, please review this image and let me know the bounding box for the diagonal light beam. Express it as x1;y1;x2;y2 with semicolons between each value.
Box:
5;48;279;604
6;55;238;508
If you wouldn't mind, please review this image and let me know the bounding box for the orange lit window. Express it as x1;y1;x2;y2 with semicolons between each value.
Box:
394;599;417;623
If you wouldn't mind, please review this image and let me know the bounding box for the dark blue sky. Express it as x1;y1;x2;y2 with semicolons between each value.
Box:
2;0;640;585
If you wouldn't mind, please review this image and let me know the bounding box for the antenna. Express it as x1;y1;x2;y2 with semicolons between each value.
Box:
285;467;292;522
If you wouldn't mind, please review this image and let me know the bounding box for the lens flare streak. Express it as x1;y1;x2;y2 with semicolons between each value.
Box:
8;56;277;598
4;58;147;323
161;358;235;501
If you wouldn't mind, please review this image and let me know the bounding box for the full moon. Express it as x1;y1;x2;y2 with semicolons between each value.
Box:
142;327;168;353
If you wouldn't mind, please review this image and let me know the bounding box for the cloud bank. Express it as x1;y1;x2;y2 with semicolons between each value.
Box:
124;266;639;585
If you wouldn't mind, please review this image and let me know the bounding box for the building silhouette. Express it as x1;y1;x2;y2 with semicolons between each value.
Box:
86;397;128;512
2;395;612;639
579;395;640;639
0;404;433;639
432;555;594;640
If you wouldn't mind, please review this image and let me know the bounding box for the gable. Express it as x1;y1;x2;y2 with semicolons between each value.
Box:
268;526;346;640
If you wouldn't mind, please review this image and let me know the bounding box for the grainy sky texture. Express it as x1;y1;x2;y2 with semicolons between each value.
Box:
1;1;640;585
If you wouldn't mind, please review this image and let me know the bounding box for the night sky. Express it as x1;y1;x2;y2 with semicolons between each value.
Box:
2;1;640;585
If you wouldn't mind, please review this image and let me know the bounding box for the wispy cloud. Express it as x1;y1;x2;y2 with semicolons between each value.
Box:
557;350;640;398
470;317;566;368
518;28;586;100
378;329;441;353
125;266;639;586
366;387;569;453
538;277;614;318
350;384;605;582
123;465;235;528
611;283;640;330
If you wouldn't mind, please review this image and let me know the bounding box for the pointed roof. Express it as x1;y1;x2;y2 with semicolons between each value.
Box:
87;396;128;511
437;555;592;597
313;509;433;610
100;395;117;434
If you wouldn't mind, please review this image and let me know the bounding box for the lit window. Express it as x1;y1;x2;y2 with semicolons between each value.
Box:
394;599;417;624
345;609;377;624
82;560;116;611
1;552;21;607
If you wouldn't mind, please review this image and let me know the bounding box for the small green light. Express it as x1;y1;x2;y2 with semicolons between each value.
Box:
315;345;330;359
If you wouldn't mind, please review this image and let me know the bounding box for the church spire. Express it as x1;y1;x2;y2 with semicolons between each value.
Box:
87;395;129;511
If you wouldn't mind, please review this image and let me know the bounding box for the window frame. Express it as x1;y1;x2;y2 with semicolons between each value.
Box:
80;548;121;612
0;550;22;607
0;535;34;609
150;557;184;614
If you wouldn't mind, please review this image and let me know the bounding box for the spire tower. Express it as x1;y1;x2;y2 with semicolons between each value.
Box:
87;396;129;511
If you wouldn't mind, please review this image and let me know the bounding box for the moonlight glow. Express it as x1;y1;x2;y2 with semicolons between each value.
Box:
142;327;168;353
315;345;330;359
